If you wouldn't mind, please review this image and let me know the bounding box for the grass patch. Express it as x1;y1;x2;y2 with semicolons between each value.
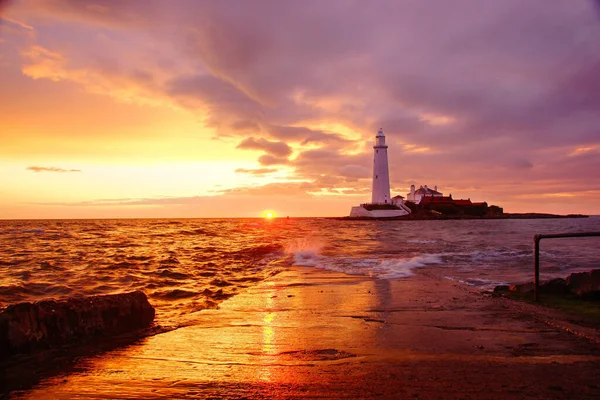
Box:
501;291;600;327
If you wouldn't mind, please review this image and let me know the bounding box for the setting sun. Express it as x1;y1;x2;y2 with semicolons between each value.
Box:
264;211;275;219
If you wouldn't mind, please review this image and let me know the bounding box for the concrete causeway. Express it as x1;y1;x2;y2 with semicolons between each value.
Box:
6;268;600;399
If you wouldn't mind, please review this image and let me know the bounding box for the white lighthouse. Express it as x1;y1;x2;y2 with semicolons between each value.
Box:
372;128;391;204
349;128;411;218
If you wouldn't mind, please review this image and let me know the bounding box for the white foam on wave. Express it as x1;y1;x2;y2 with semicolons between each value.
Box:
284;236;444;279
285;237;324;267
470;248;530;260
406;239;437;244
445;276;508;289
370;254;443;279
289;249;443;280
23;228;45;234
293;249;320;266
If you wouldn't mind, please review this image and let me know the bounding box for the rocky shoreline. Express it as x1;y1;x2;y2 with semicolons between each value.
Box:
337;212;589;221
494;269;600;300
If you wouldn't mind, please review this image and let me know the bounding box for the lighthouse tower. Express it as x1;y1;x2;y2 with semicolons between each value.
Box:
348;127;410;218
371;128;391;204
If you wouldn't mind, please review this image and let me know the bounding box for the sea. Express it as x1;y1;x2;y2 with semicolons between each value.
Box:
1;217;599;327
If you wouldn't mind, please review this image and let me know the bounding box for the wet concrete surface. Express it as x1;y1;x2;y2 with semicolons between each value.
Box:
4;268;600;399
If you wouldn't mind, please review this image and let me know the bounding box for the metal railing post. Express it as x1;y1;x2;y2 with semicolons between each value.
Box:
534;235;540;302
532;231;600;302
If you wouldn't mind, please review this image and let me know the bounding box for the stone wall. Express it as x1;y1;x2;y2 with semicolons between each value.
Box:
0;291;155;357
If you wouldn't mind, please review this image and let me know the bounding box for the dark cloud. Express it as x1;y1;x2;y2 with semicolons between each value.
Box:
0;0;13;14
339;165;370;180
511;159;534;170
265;125;354;146
236;137;292;158
27;166;81;173
167;73;264;130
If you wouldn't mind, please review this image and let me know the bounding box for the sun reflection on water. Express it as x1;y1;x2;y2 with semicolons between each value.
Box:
263;312;276;354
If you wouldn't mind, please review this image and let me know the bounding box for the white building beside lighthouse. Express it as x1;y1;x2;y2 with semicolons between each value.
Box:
349;128;411;218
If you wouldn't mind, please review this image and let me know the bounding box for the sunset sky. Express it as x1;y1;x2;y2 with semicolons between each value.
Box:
1;0;599;219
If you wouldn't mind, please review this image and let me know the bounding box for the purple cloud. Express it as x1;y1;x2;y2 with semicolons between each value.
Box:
4;0;600;213
236;137;292;158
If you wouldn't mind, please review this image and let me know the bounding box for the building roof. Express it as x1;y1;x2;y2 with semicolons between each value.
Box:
413;186;442;196
420;196;454;205
420;196;474;206
453;199;473;206
392;195;404;199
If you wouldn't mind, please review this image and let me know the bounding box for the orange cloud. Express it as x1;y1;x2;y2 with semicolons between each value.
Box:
21;44;170;107
569;145;598;157
27;166;81;173
235;168;278;175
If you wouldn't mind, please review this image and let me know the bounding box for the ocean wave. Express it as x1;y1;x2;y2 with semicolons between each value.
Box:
151;289;200;300
0;282;74;299
197;271;217;277
233;243;284;260
210;278;233;287
293;249;320;267
291;250;444;279
23;228;45;234
159;255;180;265
109;261;137;269
2;217;597;327
371;255;444;279
406;239;437;244
158;269;190;280
470;248;530;261
126;255;154;261
286;237;324;267
445;276;508;289
178;228;216;236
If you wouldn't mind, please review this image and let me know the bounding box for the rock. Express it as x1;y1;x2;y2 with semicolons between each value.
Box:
505;278;568;296
567;269;600;300
509;282;534;293
0;291;155;357
497;270;600;301
539;278;569;296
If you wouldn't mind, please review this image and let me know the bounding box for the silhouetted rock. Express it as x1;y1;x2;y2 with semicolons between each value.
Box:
493;285;510;293
0;291;155;357
505;278;568;295
509;282;534;293
539;278;569;296
567;270;600;300
495;271;600;301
